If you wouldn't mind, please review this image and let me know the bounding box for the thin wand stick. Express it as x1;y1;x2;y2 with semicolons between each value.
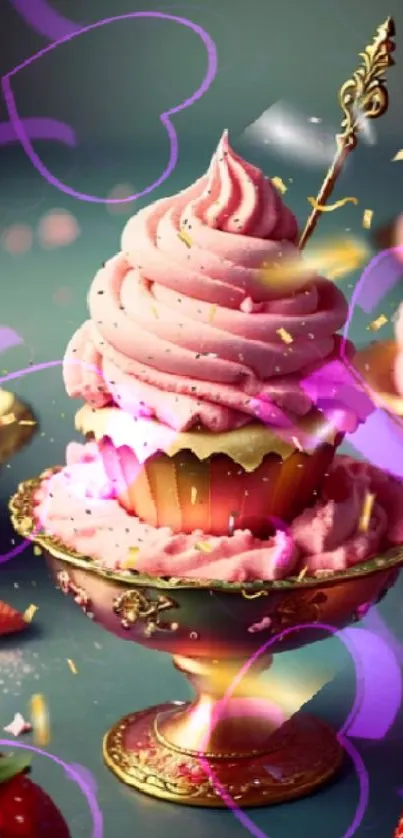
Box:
299;17;396;251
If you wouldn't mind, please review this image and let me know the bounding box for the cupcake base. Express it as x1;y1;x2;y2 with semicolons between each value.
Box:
100;439;337;537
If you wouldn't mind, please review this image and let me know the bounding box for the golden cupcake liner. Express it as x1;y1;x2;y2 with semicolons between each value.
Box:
99;439;337;537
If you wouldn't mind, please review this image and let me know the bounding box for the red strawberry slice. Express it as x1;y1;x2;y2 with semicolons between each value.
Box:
0;602;27;637
0;753;70;836
394;812;403;837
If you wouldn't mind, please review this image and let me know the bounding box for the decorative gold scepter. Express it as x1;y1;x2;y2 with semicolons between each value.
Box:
299;17;395;250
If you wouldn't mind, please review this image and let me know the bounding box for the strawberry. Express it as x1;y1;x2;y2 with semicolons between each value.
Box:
394;812;403;837
0;753;70;836
0;602;26;637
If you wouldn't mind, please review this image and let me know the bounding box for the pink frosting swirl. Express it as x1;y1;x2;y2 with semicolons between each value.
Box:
63;131;348;432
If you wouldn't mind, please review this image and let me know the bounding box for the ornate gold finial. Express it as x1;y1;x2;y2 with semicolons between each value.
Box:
299;18;395;250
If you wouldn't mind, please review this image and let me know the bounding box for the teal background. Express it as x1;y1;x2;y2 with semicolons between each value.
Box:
1;1;403;836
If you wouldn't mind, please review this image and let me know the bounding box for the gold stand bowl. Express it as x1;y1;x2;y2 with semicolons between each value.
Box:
9;473;403;808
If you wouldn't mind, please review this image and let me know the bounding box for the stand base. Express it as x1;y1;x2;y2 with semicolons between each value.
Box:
103;702;343;807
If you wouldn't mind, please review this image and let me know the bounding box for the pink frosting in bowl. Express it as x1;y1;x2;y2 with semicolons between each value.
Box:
32;444;403;583
63;131;350;434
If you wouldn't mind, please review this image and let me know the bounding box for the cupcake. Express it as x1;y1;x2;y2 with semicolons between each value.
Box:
63;131;359;541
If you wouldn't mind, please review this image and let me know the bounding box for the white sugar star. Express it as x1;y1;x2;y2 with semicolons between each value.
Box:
3;712;32;737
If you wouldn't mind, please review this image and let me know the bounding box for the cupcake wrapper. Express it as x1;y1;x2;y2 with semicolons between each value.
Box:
99;439;337;537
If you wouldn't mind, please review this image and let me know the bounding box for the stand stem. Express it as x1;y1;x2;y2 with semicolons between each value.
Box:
155;654;284;757
299;144;349;250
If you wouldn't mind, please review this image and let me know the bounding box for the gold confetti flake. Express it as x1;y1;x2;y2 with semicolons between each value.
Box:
23;604;39;624
208;305;217;323
271;176;287;194
151;306;159;319
359;492;376;532
260;237;368;286
392;149;403;161
276;327;293;344
0;412;16;426
228;513;237;536
292;435;304;452
33;546;42;556
296;566;308;582
67;658;78;675
195;541;213;553
362;209;373;230
18;418;37;426
178;228;193;248
367;314;388;332
20;517;33;533
190;487;198;505
307;196;359;212
122;547;139;569
30;694;50;746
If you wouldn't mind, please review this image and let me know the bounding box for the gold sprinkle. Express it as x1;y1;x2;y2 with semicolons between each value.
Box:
30;694;50;746
307;196;359;212
151;306;159;319
271;176;287;194
0;412;16;425
392;149;403;161
359;492;376;533
23;604;39;623
178;228;193;248
367;314;388;332
209;305;217;323
276;327;293;344
362;209;373;230
292;435;303;452
260;238;368;286
296;566;308;582
67;658;78;675
122;547;139;569
33;546;42;556
18;419;37;426
190;486;198;505
195;541;213;553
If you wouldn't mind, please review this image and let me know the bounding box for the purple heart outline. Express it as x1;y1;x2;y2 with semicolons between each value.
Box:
1;12;218;203
0;327;23;352
198;621;383;838
0;117;76;148
0;740;103;837
340;627;402;740
337;245;403;476
8;0;81;40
